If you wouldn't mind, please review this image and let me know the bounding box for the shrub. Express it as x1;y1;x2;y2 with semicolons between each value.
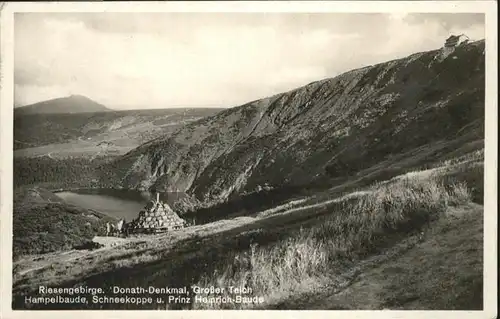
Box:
13;202;116;259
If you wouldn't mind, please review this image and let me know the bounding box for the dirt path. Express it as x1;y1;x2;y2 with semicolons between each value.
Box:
257;190;370;218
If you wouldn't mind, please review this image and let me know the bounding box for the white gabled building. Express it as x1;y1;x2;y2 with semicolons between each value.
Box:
444;34;470;48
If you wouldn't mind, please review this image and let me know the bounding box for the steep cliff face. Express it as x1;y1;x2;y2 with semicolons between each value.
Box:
100;40;485;209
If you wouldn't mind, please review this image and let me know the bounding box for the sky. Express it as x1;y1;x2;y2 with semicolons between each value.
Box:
14;12;485;110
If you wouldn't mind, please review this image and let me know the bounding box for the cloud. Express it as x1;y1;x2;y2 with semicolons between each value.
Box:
14;13;485;109
404;13;485;31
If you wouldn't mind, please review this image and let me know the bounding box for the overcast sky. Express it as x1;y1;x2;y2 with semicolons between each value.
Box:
14;12;484;109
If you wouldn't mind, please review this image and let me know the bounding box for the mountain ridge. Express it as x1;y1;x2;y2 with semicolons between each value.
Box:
98;40;485;213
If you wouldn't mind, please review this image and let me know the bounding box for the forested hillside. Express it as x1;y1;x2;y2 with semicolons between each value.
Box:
14;156;110;190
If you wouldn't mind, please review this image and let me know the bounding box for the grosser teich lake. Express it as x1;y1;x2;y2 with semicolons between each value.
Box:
56;189;187;220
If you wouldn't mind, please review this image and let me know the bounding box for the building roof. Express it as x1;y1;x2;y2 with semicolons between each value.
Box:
445;34;469;47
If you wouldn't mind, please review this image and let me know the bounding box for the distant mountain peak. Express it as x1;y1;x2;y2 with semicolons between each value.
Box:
15;95;111;115
68;94;90;99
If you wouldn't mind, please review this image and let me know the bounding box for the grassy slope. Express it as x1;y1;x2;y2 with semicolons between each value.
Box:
266;203;483;310
192;159;481;310
12;154;483;310
344;203;482;310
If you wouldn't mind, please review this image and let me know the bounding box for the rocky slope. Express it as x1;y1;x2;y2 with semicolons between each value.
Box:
100;40;485;211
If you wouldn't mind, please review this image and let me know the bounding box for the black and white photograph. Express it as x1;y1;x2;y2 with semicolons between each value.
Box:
0;1;497;317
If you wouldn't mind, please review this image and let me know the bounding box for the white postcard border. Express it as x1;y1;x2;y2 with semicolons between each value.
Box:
1;2;497;319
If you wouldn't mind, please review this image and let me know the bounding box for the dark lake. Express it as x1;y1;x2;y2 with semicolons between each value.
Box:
55;189;187;220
